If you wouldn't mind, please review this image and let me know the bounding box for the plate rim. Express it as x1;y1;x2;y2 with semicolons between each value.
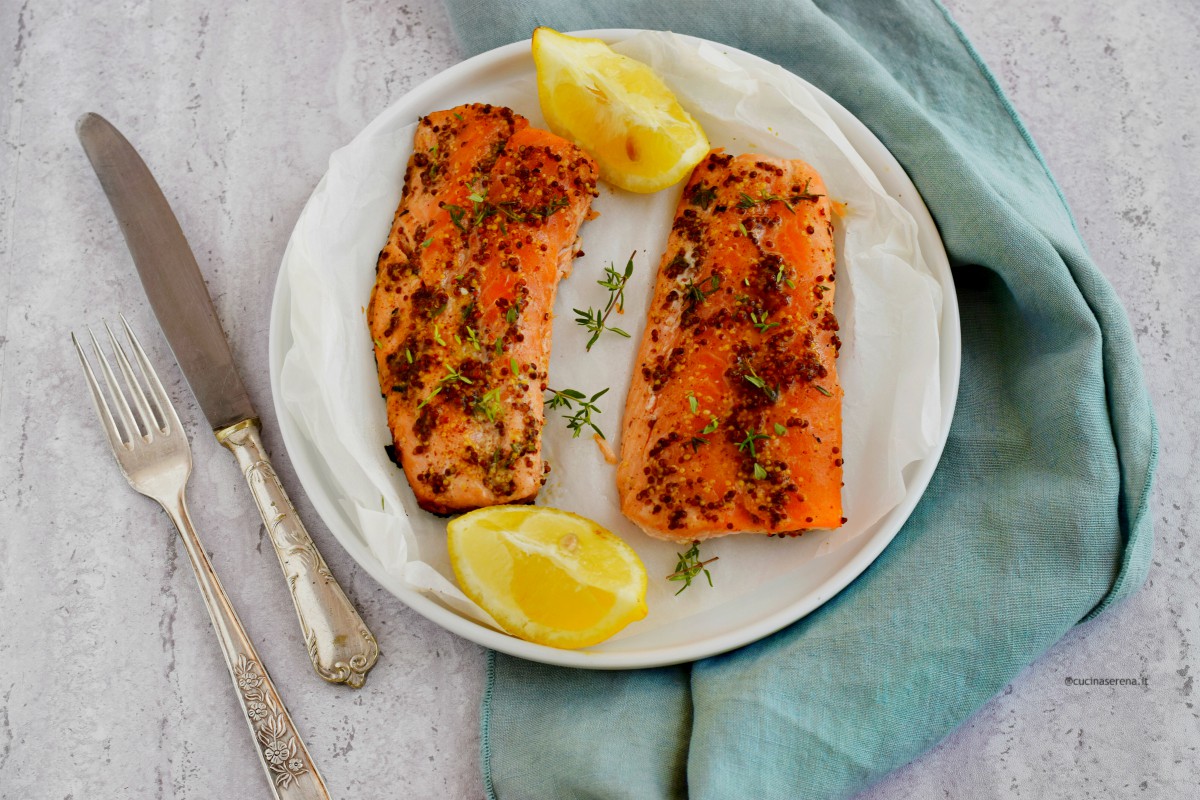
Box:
267;28;962;669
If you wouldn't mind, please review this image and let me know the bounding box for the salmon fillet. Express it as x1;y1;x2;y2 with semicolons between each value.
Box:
369;104;599;514
617;150;844;540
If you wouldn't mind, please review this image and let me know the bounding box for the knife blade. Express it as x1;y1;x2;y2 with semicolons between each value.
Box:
76;113;254;431
78;112;379;688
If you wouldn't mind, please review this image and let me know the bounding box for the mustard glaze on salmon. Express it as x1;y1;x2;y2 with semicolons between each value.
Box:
368;104;599;514
618;150;844;539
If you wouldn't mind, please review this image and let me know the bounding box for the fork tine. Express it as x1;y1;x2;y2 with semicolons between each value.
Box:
88;327;141;442
105;320;159;436
73;332;128;451
120;314;183;434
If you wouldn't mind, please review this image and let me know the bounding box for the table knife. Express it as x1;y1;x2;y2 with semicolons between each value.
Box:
77;111;379;688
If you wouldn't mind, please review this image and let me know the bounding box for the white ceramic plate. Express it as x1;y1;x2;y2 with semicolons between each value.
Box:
268;30;960;669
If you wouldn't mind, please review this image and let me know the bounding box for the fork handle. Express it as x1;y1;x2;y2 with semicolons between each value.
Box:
217;419;379;689
162;494;330;799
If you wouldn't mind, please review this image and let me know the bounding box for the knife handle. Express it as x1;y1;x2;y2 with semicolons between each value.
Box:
218;419;380;688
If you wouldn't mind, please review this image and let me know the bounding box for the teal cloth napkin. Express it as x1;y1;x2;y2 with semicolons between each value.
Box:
443;1;1159;797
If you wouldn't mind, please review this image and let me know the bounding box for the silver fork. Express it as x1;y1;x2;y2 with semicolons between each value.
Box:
74;317;330;800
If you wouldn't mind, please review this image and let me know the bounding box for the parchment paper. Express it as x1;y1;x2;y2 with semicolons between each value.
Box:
279;31;943;637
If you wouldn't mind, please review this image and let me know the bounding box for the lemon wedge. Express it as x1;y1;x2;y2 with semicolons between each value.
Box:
532;27;710;193
448;505;648;649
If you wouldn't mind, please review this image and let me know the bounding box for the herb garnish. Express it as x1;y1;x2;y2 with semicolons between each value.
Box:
687;391;699;414
690;184;718;210
464;326;482;352
427;145;440;181
774;422;788;435
474;387;503;422
749;310;779;333
788;179;824;204
574;253;635;351
737;188;796;214
774;261;795;289
667;541;717;595
545;386;609;439
814;385;833;397
533;195;570;219
737;428;771;481
736;428;770;460
417;363;474;409
444;203;467;232
742;363;779;402
684;274;721;308
689;416;721;450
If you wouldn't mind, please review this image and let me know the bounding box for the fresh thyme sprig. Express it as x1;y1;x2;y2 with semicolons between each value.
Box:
574;253;635;351
417;364;473;409
451;189;570;234
667;541;718;595
737;187;795;214
474;387;503;422
774;261;795;289
789;179;824;204
742;363;779;402
689;415;721;450
684;274;721;309
690;183;717;210
737;428;772;481
545;386;609;439
464;326;482;352
749;310;779;333
736;428;770;460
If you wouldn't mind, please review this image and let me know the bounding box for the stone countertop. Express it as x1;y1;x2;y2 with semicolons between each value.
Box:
1;1;1195;797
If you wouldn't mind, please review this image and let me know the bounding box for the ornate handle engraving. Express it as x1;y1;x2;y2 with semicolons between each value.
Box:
234;654;310;789
218;419;380;688
163;496;330;799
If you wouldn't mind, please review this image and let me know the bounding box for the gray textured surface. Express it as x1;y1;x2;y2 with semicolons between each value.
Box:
0;1;1194;798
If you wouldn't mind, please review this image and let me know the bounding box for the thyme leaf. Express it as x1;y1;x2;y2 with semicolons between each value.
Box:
474;387;503;422
684;274;721;309
736;428;770;460
545;386;609;439
749;310;779;333
742;363;779;402
667;541;717;595
737;187;797;214
690;184;718;210
574;253;635;351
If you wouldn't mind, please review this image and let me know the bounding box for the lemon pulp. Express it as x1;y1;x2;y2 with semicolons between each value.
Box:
448;505;648;649
532;27;710;193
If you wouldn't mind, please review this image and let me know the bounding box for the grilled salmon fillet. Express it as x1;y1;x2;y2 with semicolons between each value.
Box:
369;104;599;514
617;150;843;540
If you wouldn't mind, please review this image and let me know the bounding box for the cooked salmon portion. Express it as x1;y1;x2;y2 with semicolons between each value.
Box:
369;104;599;515
618;150;843;540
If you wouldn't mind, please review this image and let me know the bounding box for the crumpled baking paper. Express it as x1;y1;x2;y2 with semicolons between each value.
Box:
279;31;943;641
